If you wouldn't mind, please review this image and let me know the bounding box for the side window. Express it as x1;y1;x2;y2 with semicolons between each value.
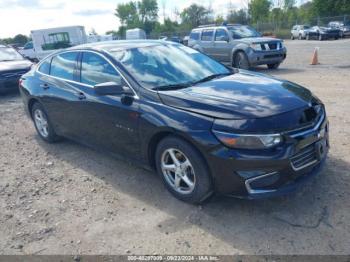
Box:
50;52;78;81
24;42;33;50
201;29;214;41
190;31;200;40
38;58;51;74
80;52;122;86
215;29;229;41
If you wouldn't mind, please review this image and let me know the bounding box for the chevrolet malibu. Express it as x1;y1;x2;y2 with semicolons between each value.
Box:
19;41;329;204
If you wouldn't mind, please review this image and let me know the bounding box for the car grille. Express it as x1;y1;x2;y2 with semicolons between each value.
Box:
260;42;282;51
290;144;318;171
264;54;284;59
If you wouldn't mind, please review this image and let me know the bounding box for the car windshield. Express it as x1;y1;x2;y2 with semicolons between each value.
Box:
0;47;24;61
303;26;310;29
227;26;261;38
110;44;231;89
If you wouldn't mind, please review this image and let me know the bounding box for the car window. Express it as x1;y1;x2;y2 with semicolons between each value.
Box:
215;29;228;41
201;30;214;41
50;52;78;81
38;58;51;74
111;43;230;89
80;52;122;86
189;31;200;40
24;42;33;50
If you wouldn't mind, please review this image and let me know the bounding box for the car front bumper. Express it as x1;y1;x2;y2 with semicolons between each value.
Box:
247;47;287;66
205;114;329;199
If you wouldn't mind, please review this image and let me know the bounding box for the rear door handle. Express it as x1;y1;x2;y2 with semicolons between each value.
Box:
76;92;86;100
40;83;49;89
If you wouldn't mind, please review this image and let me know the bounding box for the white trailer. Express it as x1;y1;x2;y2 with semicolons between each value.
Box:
126;28;146;40
21;26;87;61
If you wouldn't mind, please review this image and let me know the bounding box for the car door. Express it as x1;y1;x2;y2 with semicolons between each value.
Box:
200;29;215;58
213;28;231;63
70;51;141;159
37;51;86;137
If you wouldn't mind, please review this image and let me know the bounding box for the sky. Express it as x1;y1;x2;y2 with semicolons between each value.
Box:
0;0;307;38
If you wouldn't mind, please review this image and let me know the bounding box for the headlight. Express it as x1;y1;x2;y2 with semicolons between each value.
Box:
213;130;282;149
250;43;262;51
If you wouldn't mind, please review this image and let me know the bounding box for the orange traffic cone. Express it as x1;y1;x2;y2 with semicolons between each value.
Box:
310;47;320;65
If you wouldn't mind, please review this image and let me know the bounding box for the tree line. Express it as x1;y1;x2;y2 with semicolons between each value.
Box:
1;0;350;44
113;0;350;38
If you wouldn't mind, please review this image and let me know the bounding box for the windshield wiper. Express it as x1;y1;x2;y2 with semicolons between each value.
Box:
152;82;193;91
192;72;231;85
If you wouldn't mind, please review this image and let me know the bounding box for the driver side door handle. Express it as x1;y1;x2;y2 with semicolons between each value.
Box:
76;92;86;100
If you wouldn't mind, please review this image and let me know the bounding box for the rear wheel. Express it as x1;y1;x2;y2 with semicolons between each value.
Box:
233;51;250;70
155;136;213;204
267;63;280;69
31;103;60;143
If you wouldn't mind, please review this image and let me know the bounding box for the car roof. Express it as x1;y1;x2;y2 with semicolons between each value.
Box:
192;24;242;30
70;40;170;52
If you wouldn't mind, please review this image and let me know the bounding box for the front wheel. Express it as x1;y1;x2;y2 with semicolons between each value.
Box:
31;103;60;143
267;63;280;69
155;136;213;204
233;52;250;70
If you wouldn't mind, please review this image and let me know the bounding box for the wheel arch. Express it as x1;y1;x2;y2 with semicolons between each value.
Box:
231;48;247;66
28;98;40;119
147;129;216;189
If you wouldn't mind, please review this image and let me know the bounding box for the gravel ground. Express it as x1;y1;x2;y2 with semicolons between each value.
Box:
0;39;350;255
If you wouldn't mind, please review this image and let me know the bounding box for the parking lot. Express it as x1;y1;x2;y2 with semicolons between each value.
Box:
1;39;350;255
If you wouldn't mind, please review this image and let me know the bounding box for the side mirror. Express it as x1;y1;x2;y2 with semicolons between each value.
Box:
94;82;132;96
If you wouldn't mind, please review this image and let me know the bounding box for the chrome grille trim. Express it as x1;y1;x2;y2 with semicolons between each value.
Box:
290;145;318;171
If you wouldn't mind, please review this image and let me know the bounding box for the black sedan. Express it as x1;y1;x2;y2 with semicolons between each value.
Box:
19;41;329;204
306;26;340;40
0;45;32;94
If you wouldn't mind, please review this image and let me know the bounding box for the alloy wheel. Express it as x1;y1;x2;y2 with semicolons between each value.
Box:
34;109;49;138
161;148;196;194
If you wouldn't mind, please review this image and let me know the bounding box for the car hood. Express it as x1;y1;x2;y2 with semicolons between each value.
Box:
238;37;281;44
0;60;32;73
158;70;313;120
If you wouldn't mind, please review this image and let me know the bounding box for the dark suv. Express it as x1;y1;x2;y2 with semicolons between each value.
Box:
188;24;287;69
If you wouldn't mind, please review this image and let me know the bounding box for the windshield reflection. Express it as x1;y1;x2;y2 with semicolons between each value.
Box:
111;44;230;89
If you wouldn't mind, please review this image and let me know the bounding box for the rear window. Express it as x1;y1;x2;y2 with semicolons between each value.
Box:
38;59;51;75
201;29;214;41
50;52;78;81
190;31;200;40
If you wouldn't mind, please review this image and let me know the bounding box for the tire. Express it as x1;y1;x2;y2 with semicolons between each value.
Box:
155;136;213;204
267;63;280;69
233;51;250;70
291;35;295;40
31;102;60;143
